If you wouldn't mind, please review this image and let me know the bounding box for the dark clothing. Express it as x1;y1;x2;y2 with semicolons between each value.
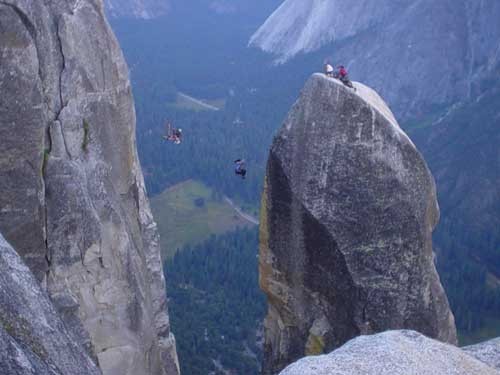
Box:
340;76;354;89
235;168;247;178
234;159;246;179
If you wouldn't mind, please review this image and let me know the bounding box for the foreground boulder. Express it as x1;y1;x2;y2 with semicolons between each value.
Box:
464;337;500;370
0;234;101;375
260;74;457;373
0;1;178;374
279;330;500;375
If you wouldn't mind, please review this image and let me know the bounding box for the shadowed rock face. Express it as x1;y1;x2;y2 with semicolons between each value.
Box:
279;331;500;375
0;233;101;375
259;74;457;374
0;1;178;374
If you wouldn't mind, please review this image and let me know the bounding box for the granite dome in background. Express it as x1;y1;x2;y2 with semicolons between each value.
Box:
251;0;500;119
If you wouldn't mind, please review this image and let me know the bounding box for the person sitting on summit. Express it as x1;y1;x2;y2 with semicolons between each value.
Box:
338;65;347;79
335;65;355;90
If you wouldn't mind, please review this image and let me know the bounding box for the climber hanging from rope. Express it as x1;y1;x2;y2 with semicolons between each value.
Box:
234;159;247;179
163;122;182;144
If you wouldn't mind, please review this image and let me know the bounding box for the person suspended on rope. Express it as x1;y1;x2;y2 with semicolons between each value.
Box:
163;122;182;144
234;159;247;179
172;128;182;144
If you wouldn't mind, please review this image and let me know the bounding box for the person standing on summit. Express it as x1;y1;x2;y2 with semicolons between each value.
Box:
324;62;334;77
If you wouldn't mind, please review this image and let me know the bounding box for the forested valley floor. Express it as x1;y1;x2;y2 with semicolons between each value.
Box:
109;8;500;373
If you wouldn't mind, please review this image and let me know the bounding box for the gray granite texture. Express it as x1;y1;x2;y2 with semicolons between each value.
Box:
0;1;178;374
260;74;457;374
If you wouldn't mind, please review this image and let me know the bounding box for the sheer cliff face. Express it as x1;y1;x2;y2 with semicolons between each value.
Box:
259;74;457;374
251;0;500;118
0;234;101;375
0;1;178;375
105;0;169;19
